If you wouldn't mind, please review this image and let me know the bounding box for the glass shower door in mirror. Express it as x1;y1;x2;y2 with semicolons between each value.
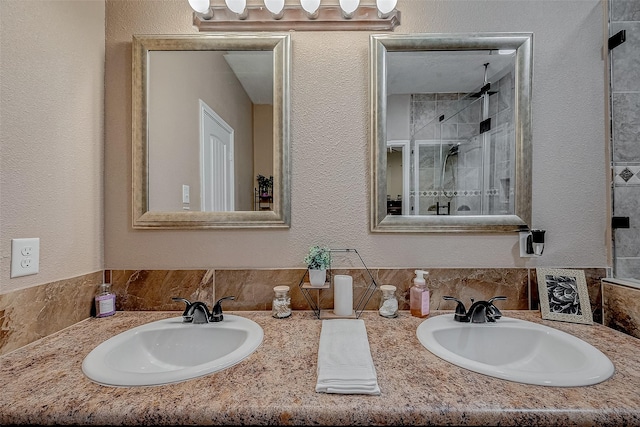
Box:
371;33;531;233
391;53;516;217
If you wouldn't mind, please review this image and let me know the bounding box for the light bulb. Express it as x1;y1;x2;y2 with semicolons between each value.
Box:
188;0;210;14
225;0;248;19
188;0;213;20
264;0;285;19
339;0;359;18
300;0;321;19
376;0;396;18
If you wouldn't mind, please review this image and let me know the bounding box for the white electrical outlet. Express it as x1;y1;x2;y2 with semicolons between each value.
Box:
11;238;40;278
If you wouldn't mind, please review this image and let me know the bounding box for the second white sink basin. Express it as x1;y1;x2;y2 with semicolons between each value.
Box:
82;314;263;387
417;314;614;387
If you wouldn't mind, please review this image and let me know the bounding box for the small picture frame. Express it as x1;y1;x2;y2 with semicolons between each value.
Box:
536;268;592;325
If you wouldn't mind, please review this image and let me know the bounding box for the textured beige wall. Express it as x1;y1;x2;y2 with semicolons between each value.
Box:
105;0;609;270
1;0;105;293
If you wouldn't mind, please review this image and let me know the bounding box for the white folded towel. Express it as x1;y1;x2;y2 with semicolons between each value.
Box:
315;319;381;395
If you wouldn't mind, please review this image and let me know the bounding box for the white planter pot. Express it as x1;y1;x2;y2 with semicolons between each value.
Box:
308;269;327;286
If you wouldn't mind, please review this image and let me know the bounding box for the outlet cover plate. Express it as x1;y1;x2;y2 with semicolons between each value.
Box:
11;238;40;278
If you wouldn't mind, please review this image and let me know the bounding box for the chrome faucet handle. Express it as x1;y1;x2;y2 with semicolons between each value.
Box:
487;296;507;320
469;303;489;323
188;301;212;324
485;304;501;322
442;296;469;322
210;296;236;322
172;297;214;324
172;297;194;322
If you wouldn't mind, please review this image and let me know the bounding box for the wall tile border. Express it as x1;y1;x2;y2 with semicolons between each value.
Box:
0;271;103;356
108;267;605;322
603;280;640;339
0;267;612;355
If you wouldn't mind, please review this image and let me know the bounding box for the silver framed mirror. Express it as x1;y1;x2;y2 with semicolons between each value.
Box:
132;33;290;229
370;33;533;233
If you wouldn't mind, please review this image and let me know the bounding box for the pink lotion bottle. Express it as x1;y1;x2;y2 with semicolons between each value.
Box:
410;270;430;318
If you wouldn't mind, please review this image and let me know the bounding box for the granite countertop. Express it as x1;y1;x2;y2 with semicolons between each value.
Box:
2;310;640;426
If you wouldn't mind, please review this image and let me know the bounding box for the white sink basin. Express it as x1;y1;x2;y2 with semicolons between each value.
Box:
416;314;614;387
82;314;263;387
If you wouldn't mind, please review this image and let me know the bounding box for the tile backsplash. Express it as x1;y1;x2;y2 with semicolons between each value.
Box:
603;280;640;339
109;267;605;321
0;271;103;356
0;267;608;356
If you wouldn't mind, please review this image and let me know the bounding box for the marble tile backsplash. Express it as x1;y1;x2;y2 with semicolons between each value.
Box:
109;267;605;322
0;271;103;356
603;281;640;339
109;269;214;311
0;267;609;356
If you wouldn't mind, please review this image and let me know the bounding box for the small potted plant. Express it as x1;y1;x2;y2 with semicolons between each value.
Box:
256;174;273;197
304;245;331;286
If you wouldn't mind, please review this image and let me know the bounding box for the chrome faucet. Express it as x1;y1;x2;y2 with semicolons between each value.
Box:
172;296;236;324
442;295;507;323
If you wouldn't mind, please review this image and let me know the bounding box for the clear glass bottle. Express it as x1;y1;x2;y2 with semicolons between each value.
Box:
272;285;291;318
378;285;398;318
95;283;116;318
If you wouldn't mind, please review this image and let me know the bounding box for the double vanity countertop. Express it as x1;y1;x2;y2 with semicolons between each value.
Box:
2;310;640;426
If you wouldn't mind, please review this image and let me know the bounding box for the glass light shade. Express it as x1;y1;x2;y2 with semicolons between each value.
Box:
339;0;359;15
376;0;396;15
188;0;210;14
264;0;285;14
264;0;285;18
300;0;321;14
225;0;247;14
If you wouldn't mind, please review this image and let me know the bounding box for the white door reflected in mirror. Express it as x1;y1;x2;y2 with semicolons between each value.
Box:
131;34;291;229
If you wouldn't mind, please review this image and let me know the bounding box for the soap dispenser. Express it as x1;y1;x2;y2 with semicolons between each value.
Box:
410;270;430;318
95;283;116;318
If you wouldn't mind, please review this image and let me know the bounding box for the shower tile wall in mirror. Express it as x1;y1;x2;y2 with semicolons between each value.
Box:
370;33;533;233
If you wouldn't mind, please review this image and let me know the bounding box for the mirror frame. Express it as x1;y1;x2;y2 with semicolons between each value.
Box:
370;33;533;233
132;33;290;229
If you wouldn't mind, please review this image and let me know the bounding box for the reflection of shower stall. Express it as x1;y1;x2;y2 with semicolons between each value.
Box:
409;65;515;216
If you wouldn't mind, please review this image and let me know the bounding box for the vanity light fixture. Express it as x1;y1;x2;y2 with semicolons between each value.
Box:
376;0;397;19
300;0;320;19
189;0;400;31
264;0;285;19
339;0;360;19
188;0;213;19
225;0;248;19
